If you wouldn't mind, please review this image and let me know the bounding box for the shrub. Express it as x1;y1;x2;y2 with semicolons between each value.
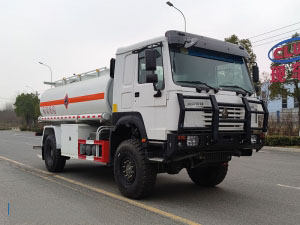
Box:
19;126;27;131
265;136;300;146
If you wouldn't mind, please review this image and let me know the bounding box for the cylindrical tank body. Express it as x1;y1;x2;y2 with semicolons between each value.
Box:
40;73;113;119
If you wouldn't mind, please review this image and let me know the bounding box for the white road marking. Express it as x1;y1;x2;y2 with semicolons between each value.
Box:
277;184;300;190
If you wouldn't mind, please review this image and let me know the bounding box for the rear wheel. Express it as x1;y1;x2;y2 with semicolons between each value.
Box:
114;139;157;199
187;163;228;187
44;134;66;172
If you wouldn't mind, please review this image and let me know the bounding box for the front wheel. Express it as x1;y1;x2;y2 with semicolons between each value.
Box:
114;139;157;199
44;134;66;173
187;163;228;187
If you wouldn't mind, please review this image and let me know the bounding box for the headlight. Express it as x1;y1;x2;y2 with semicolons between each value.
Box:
187;136;199;146
251;135;257;144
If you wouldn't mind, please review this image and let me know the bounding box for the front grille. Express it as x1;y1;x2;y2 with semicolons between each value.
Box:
203;106;245;130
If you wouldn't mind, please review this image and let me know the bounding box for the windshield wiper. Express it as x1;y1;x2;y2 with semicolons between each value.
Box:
219;85;253;95
177;81;218;92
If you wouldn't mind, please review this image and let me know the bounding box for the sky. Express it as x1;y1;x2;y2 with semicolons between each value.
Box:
0;0;299;109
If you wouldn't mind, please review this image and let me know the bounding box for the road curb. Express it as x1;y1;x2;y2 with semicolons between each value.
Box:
262;146;300;153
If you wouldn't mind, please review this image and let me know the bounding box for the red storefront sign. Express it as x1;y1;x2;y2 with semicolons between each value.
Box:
268;38;300;83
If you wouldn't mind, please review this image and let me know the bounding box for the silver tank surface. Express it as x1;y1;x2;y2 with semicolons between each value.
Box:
40;71;113;119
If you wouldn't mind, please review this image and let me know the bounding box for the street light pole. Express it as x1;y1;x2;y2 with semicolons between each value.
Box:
166;1;186;33
39;61;53;87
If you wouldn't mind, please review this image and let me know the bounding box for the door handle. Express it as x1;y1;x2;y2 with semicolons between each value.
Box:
135;92;140;97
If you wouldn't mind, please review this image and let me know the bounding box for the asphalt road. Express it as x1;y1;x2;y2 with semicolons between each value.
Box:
0;130;300;225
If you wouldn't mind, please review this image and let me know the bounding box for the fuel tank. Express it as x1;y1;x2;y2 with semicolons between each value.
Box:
39;69;113;122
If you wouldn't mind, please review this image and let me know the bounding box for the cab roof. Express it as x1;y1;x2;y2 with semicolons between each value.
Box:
116;30;249;58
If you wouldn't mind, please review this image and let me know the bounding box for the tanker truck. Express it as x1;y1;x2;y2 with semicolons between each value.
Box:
37;30;268;199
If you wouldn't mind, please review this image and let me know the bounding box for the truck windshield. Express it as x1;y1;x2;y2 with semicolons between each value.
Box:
169;46;254;93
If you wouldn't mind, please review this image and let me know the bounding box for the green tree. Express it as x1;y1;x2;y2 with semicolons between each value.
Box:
225;35;257;70
225;34;259;95
14;93;40;128
269;32;300;131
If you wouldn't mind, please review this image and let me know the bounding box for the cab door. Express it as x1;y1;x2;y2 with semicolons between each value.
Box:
133;46;167;107
133;46;167;140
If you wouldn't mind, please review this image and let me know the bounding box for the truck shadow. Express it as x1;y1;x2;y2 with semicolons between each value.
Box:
63;162;115;185
61;162;240;203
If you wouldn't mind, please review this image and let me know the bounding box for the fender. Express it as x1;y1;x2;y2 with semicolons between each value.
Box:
112;112;147;139
42;125;62;149
109;112;147;164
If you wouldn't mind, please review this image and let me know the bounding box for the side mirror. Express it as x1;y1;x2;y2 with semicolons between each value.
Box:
110;58;115;78
145;49;157;71
146;74;158;84
252;64;259;83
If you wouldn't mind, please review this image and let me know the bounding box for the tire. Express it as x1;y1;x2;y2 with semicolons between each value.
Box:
187;163;228;187
114;139;157;199
44;134;66;173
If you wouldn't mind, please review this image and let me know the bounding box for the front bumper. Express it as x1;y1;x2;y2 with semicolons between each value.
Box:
166;132;264;160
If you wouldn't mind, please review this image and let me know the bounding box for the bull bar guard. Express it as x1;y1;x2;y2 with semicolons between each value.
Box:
177;93;269;144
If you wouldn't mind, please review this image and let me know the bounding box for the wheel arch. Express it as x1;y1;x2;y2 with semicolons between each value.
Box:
109;112;147;164
42;126;61;160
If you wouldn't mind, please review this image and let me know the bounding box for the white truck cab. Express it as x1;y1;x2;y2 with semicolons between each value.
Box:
38;30;268;199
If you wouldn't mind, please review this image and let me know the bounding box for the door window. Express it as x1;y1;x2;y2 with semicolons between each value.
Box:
138;47;164;90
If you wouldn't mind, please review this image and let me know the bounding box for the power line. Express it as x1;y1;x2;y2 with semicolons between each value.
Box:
253;35;292;47
252;28;300;43
249;21;300;39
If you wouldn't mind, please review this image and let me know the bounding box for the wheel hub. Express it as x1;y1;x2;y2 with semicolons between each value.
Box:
121;158;136;183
